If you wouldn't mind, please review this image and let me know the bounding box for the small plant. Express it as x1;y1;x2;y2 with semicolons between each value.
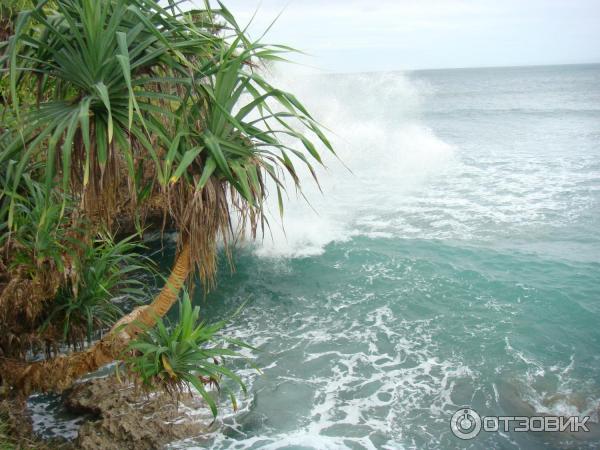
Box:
44;233;153;345
124;292;250;417
1;177;73;276
0;420;15;450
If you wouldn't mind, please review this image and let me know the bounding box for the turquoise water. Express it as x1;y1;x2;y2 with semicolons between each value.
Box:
29;64;600;449
178;65;600;449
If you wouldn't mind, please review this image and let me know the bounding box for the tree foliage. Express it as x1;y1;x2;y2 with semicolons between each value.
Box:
0;0;331;413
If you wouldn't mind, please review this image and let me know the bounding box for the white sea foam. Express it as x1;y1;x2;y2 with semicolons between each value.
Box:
27;395;85;440
176;291;476;449
252;69;456;258
249;68;600;261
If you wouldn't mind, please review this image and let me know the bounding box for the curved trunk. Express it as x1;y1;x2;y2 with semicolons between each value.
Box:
124;242;190;335
0;242;191;394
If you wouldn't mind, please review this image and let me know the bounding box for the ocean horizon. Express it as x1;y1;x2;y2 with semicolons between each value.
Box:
325;62;600;77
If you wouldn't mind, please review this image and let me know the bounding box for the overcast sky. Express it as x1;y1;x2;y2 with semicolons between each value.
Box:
195;0;600;73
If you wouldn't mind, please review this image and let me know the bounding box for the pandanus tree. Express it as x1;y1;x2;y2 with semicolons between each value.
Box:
0;0;332;393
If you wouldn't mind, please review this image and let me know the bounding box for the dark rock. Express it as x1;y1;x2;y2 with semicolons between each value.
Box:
63;376;213;450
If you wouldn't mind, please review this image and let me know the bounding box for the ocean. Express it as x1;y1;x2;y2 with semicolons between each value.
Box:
183;64;600;449
30;64;600;449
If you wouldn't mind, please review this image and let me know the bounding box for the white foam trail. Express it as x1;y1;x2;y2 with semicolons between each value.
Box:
252;68;456;258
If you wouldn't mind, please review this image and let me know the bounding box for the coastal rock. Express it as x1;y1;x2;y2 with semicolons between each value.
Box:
63;376;213;450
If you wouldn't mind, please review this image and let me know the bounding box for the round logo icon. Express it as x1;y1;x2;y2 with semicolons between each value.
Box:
450;407;482;440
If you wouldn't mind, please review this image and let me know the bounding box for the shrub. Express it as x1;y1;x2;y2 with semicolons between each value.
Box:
43;233;153;345
124;291;250;417
0;177;74;276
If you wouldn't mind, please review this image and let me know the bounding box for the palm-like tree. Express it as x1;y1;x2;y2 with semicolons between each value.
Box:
0;0;332;392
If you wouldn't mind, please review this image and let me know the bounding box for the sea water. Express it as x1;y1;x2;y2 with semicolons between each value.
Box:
177;64;600;449
30;64;600;449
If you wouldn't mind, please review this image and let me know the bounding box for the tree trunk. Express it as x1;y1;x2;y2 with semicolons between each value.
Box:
124;242;190;335
0;243;191;394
